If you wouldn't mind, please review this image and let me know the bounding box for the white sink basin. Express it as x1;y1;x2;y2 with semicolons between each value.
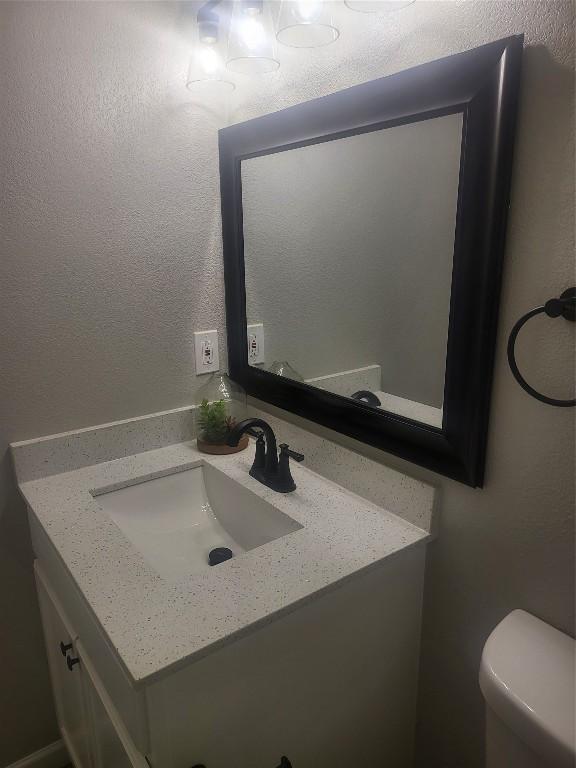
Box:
93;464;303;581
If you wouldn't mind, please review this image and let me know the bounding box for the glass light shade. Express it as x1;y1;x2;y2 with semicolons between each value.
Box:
344;0;415;12
227;1;280;74
194;373;247;439
277;1;339;48
187;24;235;93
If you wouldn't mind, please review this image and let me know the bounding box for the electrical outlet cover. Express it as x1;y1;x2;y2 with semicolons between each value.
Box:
247;323;265;365
194;330;220;374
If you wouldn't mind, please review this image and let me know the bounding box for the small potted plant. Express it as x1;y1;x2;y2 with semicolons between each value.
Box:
196;398;248;455
194;372;248;454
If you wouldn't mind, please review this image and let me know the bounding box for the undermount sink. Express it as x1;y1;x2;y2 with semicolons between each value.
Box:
93;463;303;581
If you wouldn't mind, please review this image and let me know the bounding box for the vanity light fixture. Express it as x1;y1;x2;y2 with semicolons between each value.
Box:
226;0;280;74
187;39;235;92
187;0;235;92
188;0;417;91
197;0;220;43
277;0;340;48
344;0;416;12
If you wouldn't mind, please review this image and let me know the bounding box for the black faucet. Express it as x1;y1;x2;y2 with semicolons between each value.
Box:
351;390;381;407
226;418;304;493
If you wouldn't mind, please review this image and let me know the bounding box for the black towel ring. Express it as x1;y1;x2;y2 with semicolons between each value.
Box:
507;287;576;407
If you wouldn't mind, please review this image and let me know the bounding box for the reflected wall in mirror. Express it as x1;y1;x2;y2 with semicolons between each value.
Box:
242;113;463;428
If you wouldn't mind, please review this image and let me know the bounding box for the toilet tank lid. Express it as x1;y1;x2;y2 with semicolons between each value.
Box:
480;609;575;768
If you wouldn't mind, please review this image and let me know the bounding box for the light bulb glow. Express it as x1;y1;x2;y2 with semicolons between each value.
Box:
238;16;266;51
196;45;221;75
344;0;415;11
295;0;322;21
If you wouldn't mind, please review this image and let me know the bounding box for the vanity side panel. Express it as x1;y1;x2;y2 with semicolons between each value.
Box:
146;546;426;768
28;507;150;754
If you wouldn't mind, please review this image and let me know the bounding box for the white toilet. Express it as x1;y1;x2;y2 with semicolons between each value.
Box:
480;609;575;768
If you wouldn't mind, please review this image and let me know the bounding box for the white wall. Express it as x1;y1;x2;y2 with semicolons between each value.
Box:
0;2;574;767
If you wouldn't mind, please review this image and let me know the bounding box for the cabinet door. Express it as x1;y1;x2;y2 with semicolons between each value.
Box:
78;640;149;768
34;562;92;768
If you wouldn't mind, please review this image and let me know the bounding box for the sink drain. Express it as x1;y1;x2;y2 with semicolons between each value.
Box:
208;547;233;566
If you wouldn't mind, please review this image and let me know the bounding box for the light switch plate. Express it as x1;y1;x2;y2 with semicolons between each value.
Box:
247;323;265;365
194;330;220;374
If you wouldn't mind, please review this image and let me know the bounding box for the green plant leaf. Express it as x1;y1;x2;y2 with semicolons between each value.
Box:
198;399;230;444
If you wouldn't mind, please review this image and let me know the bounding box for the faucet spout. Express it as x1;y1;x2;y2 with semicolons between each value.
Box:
226;418;278;475
225;417;303;493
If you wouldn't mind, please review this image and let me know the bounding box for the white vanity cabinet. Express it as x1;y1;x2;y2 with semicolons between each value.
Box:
21;440;430;768
35;564;93;768
80;644;149;768
32;529;426;768
35;561;148;768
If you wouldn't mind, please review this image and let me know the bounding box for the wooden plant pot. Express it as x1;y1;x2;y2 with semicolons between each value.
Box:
196;434;249;455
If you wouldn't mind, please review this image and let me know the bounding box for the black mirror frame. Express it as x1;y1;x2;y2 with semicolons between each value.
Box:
219;36;523;487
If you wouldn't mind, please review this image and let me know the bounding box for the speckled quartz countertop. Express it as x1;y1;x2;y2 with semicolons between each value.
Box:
18;439;430;685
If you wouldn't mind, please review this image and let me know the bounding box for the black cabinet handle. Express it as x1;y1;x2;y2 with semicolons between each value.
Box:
66;655;80;671
60;641;73;656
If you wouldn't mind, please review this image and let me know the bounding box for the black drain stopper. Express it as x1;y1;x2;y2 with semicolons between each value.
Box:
208;547;233;566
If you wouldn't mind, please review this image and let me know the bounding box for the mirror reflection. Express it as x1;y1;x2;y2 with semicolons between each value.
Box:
242;112;463;428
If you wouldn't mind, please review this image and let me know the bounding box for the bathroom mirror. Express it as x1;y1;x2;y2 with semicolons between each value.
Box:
220;36;523;486
242;113;463;429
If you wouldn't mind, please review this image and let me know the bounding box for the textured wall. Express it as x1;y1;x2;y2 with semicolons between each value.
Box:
242;113;461;406
0;2;574;767
0;2;227;763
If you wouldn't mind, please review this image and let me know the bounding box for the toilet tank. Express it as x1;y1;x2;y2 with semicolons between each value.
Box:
480;609;575;768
